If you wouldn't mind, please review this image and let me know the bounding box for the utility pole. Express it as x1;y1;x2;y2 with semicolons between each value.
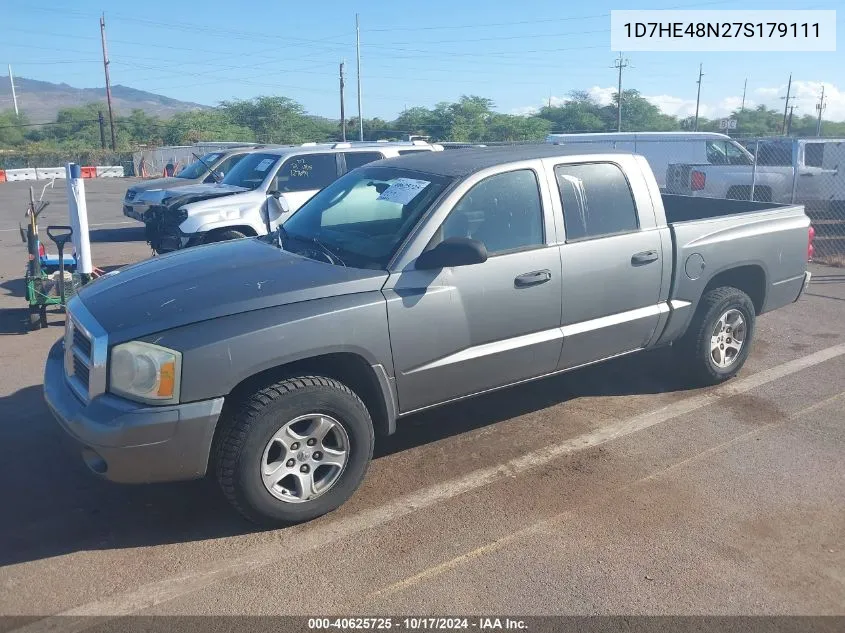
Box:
780;73;793;135
815;85;827;137
99;13;117;151
8;65;19;116
694;63;704;132
612;52;629;132
98;111;106;149
786;105;797;136
339;61;347;142
355;13;364;142
740;78;747;113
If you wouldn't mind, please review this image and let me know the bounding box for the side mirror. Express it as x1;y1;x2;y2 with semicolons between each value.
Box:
415;237;488;270
268;190;282;199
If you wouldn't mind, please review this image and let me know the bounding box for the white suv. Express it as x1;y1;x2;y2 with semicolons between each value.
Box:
143;141;442;253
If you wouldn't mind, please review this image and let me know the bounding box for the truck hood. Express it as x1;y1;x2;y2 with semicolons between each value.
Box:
179;188;265;215
128;177;195;193
76;238;388;342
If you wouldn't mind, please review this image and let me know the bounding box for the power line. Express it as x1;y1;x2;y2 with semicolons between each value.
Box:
363;0;735;31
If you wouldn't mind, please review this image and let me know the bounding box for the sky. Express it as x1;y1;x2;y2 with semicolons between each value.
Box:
1;0;843;123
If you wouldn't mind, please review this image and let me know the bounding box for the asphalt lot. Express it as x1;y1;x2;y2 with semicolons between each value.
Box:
0;178;843;626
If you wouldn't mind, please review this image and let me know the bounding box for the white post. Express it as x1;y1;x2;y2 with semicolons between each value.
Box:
65;163;93;274
8;65;19;116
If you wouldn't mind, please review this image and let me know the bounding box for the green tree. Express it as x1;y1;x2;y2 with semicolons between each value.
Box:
163;110;254;145
538;91;606;133
486;114;551;141
0;110;29;147
219;96;330;144
120;109;163;146
601;90;679;132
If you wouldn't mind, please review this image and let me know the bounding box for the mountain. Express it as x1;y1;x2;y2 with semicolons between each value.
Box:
0;76;208;122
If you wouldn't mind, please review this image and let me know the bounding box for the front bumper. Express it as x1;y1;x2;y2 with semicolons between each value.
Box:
43;340;224;483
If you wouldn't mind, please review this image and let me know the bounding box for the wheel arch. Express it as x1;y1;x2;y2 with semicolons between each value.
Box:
212;352;397;465
701;264;767;315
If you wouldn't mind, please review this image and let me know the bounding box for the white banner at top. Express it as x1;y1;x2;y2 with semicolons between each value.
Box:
610;10;836;52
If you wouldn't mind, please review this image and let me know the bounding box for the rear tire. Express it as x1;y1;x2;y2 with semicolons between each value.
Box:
215;376;374;526
204;229;248;244
676;286;756;386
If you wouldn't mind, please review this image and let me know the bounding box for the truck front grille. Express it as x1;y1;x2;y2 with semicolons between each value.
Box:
63;298;108;403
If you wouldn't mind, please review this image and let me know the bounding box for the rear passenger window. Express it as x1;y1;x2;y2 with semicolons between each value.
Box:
440;169;544;255
274;154;338;192
805;143;824;168
554;163;638;241
344;151;384;171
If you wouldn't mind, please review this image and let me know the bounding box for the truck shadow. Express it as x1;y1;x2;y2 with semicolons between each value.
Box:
88;226;146;243
0;349;687;567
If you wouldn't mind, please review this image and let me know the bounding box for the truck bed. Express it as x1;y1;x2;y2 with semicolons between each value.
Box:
661;193;791;223
654;193;810;347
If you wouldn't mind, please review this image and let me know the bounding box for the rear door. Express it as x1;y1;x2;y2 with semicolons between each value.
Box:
342;151;385;173
550;160;664;369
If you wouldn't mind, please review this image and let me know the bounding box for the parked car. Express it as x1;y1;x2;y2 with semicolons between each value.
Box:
666;137;845;214
123;146;267;221
546;132;754;189
141;141;443;253
45;146;812;525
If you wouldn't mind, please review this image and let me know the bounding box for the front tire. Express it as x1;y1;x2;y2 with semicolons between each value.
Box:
677;286;756;386
215;376;374;526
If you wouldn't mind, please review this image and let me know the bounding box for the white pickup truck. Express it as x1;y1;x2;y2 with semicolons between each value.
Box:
666;138;844;216
143;141;442;253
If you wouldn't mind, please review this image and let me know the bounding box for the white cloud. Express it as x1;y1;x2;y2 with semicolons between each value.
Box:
587;86;616;106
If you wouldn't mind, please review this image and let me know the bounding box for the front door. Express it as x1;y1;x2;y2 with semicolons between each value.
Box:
384;168;563;413
553;161;664;369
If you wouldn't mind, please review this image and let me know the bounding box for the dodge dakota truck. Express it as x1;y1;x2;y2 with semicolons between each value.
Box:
44;146;812;526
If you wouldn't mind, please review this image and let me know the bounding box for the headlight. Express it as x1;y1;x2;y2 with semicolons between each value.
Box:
109;341;181;405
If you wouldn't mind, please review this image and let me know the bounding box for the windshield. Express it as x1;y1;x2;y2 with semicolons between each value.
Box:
280;166;453;270
221;152;281;190
176;153;223;179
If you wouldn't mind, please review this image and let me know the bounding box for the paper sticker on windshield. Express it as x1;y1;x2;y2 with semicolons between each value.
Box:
255;158;275;172
376;178;430;205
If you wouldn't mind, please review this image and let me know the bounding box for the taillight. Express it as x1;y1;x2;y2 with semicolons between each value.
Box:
38;242;46;258
691;170;706;191
808;225;815;262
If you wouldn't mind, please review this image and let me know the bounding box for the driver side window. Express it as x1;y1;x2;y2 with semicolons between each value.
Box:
439;169;544;255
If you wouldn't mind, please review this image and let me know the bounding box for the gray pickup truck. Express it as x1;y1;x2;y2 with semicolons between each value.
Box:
44;146;812;525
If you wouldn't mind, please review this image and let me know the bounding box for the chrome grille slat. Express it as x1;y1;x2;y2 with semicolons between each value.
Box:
63;297;108;403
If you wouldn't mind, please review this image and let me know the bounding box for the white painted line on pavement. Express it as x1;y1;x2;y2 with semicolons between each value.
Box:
12;342;845;632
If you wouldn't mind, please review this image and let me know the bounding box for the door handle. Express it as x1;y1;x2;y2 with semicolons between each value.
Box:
631;250;659;265
515;269;552;288
800;172;814;177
